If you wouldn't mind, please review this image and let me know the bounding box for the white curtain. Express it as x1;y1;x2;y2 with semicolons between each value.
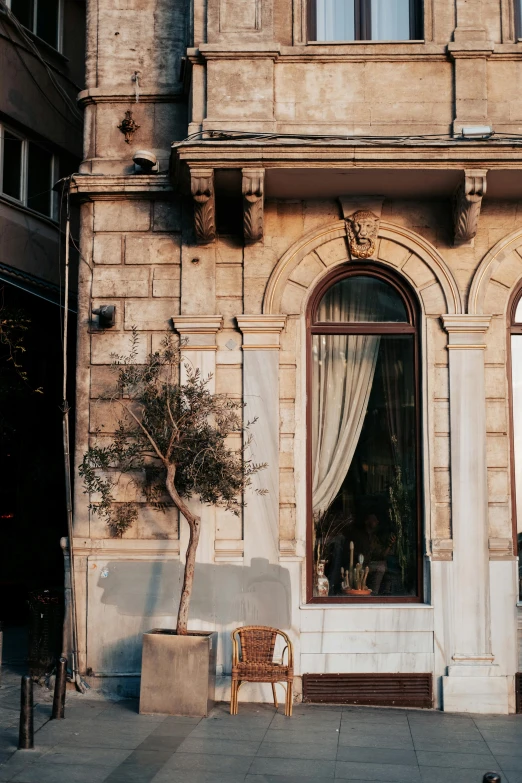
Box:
312;280;380;515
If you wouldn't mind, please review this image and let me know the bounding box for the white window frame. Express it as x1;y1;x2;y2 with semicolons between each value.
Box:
6;0;64;53
0;122;58;221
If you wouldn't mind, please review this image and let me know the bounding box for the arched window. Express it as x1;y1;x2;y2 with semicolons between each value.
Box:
510;291;522;599
307;266;422;603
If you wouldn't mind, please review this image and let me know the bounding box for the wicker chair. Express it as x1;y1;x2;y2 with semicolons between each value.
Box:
230;625;294;716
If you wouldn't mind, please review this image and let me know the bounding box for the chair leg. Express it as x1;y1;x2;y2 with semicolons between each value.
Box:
230;680;236;715
231;679;239;715
285;681;293;717
271;682;278;710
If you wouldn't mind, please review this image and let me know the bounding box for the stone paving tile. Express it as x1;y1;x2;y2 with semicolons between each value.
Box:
338;732;414;751
152;771;247;783
10;762;114;783
337;747;417;766
245;776;335;783
164;752;254;773
37;746;132;766
188;724;268;741
249;757;337;778
486;742;522;758
342;710;409;725
104;765;163;783
257;739;338;760
135;734;187;752
177;737;261;756
416;751;497;769
502;773;522;783
419;768;500;783
412;738;492;753
263;728;340;745
493;755;522;772
335;761;421;781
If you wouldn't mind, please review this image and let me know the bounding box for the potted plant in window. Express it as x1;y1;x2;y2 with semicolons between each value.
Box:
80;331;266;716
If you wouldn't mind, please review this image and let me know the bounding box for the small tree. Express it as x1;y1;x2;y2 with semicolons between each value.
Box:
80;331;266;635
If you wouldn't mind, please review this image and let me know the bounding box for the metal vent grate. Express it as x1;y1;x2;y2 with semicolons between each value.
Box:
516;673;522;714
303;673;433;708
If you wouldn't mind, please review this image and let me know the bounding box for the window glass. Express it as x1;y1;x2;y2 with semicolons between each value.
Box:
315;0;355;41
316;276;409;322
515;298;522;323
312;332;418;598
36;0;59;47
2;131;23;201
27;142;52;216
10;0;34;30
312;0;419;41
371;0;411;40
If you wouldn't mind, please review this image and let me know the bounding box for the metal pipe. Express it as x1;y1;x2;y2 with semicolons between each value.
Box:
18;675;34;750
52;658;67;719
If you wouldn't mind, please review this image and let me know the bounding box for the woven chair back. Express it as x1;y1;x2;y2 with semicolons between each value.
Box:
238;627;277;664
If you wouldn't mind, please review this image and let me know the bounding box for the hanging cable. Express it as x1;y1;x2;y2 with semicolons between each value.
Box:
61;179;87;694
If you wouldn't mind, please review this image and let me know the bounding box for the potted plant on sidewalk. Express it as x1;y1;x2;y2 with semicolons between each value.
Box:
80;330;266;715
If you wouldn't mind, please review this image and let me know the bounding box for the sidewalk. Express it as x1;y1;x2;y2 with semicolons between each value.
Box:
1;641;522;783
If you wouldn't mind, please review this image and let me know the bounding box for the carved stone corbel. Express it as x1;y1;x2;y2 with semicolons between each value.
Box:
190;168;216;244
242;168;264;243
453;169;487;246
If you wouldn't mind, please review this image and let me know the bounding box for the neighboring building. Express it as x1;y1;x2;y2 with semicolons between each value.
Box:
0;2;84;621
73;0;522;713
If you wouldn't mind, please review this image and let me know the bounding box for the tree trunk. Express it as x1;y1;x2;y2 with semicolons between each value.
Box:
165;464;200;636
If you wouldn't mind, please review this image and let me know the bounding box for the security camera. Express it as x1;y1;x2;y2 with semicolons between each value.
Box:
133;150;158;173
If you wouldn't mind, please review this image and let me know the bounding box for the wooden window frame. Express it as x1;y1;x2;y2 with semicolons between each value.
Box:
305;264;424;604
308;0;423;42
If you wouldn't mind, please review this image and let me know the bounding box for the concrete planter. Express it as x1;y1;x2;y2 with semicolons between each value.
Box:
139;629;217;717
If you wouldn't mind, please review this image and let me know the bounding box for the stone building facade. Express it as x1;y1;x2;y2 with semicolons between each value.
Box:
72;0;522;712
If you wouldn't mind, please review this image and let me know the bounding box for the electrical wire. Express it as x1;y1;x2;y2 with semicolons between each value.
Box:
175;128;522;146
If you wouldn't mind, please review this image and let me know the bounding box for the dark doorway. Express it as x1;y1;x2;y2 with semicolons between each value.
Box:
0;282;76;629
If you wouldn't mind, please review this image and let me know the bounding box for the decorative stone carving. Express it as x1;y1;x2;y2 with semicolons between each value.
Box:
242;168;264;243
190;168;216;244
345;209;380;259
453;169;488;246
117;110;140;144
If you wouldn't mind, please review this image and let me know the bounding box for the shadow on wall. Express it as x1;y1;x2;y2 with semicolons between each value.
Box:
92;558;292;678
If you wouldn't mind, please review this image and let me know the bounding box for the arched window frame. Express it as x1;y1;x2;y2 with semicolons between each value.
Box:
305;263;423;604
508;288;522;592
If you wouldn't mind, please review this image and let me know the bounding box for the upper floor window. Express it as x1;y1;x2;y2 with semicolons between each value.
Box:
309;0;423;42
7;0;62;50
308;268;422;603
0;124;58;219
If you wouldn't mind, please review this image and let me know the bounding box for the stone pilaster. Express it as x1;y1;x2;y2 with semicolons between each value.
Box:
237;316;286;566
448;2;493;135
173;317;223;589
441;315;511;713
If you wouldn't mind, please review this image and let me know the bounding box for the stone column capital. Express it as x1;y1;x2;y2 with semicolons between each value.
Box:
236;315;287;349
441;314;491;348
173;315;223;349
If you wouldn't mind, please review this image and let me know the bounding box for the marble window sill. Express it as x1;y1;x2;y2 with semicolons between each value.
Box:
300;603;434;610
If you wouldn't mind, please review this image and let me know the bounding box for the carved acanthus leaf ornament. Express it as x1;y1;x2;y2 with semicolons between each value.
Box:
242;168;264;243
190;168;216;244
453;170;487;246
345;210;380;259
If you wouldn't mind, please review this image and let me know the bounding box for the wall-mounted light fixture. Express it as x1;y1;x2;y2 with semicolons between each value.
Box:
460;126;493;139
133;150;158;173
92;305;115;328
